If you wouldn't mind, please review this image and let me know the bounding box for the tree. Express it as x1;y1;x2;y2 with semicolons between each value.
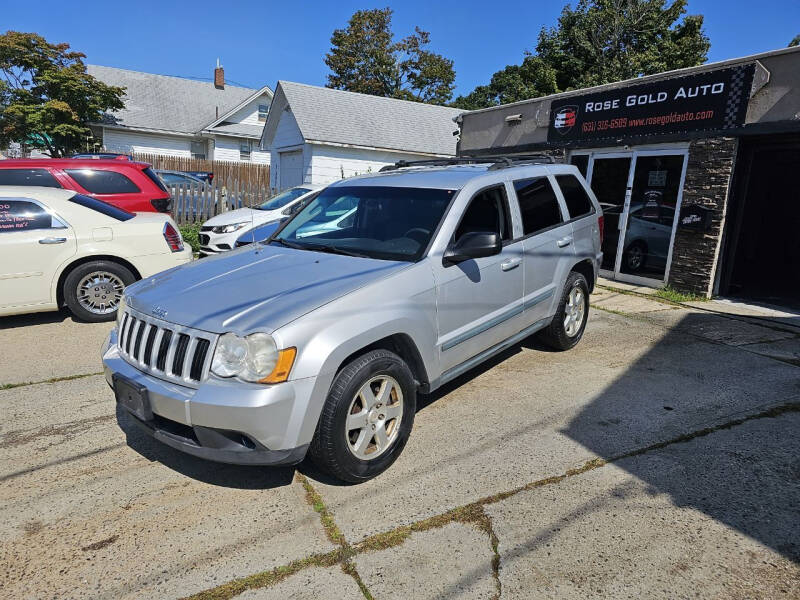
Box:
453;55;558;110
0;31;125;157
790;34;800;47
454;0;710;109
325;8;455;105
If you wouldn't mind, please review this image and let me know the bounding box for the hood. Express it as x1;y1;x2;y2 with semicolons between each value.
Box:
124;244;409;334
203;207;280;227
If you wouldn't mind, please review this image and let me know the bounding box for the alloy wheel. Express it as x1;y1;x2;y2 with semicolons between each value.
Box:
345;375;404;460
563;286;586;337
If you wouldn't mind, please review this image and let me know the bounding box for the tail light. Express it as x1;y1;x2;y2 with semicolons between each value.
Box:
163;222;184;252
151;198;171;213
207;173;214;183
598;214;605;244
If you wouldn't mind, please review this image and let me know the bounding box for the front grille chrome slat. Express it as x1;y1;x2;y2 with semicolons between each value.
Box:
116;307;217;388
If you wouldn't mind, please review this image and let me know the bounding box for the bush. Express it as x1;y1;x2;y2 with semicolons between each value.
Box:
179;223;202;253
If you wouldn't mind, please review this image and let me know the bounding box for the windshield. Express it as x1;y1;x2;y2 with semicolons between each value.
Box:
257;187;311;211
272;185;455;261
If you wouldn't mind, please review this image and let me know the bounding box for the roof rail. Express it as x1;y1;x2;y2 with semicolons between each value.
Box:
378;154;558;173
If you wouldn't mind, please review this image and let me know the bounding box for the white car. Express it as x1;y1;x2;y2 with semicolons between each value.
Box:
198;185;321;255
0;187;192;322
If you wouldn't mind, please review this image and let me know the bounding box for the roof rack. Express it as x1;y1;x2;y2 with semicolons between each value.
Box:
378;154;558;172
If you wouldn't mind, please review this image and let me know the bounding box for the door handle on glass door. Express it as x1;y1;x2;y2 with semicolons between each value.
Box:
39;237;67;244
500;257;521;271
557;237;573;248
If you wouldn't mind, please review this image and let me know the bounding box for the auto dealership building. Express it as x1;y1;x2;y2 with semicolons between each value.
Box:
457;46;800;307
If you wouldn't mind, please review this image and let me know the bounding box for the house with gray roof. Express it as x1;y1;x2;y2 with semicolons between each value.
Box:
88;64;272;164
260;81;463;189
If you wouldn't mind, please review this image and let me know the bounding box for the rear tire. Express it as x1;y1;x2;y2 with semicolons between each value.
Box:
63;260;136;323
309;349;416;483
537;271;589;351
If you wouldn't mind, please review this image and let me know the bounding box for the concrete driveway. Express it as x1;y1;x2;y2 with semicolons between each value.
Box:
1;292;798;599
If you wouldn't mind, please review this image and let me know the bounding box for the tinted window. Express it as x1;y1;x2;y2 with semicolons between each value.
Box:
0;168;62;188
68;193;134;221
570;154;589;178
556;175;595;219
65;169;140;194
455;186;512;242
258;187;311;211
0;199;56;233
514;177;563;235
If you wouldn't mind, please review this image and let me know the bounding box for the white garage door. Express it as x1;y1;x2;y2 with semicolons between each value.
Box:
279;150;304;189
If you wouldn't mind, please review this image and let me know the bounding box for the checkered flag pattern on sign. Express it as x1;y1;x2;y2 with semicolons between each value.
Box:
723;66;748;129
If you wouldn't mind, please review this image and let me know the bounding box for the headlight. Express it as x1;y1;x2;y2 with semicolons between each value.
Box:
211;332;296;383
212;222;249;234
116;295;127;328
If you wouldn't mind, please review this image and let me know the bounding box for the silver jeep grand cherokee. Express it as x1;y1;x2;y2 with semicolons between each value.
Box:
102;157;603;482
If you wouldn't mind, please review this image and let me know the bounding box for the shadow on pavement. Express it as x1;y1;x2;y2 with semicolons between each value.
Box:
0;308;77;330
116;407;296;489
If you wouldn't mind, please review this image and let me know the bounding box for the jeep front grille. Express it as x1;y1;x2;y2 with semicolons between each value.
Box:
117;307;217;387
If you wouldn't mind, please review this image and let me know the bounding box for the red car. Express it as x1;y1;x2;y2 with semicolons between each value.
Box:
0;159;171;213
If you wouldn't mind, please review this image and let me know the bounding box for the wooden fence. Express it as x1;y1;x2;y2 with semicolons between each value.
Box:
133;152;270;188
168;177;272;225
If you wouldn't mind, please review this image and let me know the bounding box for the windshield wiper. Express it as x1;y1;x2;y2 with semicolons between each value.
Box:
270;238;368;258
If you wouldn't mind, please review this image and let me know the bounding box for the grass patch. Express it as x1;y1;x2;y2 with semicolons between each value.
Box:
0;371;103;391
179;223;202;253
653;285;709;303
297;473;347;547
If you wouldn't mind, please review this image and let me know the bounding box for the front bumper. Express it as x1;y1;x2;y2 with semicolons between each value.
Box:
198;229;242;256
102;329;315;465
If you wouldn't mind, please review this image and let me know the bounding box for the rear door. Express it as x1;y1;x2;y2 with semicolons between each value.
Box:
0;198;77;308
553;172;600;279
515;174;575;325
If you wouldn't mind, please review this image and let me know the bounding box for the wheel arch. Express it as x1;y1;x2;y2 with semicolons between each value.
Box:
55;255;142;307
335;333;430;391
570;258;596;293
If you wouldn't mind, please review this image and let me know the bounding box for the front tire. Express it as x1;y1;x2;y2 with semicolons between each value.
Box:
309;349;416;483
537;271;589;351
63;260;136;323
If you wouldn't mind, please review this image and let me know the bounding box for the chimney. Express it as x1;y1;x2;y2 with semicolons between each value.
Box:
214;58;224;90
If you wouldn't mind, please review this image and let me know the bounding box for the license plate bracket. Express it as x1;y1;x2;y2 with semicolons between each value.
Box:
113;374;153;421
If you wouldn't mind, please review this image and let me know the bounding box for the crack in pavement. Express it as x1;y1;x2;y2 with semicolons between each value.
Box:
182;402;800;600
0;414;115;450
0;371;104;392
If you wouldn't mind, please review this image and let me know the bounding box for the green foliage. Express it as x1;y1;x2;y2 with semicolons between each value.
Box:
325;8;455;105
654;285;708;303
454;0;710;109
179;222;202;253
790;34;800;47
0;31;125;157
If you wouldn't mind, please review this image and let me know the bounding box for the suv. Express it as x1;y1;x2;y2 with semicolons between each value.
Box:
0;159;171;213
102;157;603;482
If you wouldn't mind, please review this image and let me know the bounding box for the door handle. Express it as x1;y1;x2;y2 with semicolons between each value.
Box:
500;258;521;271
557;236;573;248
39;237;67;244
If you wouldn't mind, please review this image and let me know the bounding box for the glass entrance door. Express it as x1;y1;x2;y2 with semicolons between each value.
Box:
574;149;688;286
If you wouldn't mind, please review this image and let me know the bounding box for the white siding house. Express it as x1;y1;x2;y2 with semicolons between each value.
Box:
260;81;464;190
88;65;272;163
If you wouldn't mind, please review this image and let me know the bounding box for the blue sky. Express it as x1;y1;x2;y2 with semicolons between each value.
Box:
5;1;799;97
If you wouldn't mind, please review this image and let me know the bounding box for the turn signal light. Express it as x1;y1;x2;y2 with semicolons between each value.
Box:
259;347;297;384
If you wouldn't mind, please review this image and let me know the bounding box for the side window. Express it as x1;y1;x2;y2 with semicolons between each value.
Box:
65;169;140;194
454;186;512;242
0;168;62;188
0;200;56;233
514;177;563;236
556;175;595;220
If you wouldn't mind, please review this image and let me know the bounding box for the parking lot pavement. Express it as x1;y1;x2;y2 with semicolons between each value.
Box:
1;290;798;599
0;311;113;387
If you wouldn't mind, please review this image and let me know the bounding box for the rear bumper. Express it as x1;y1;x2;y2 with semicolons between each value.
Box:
134;248;193;277
102;330;316;465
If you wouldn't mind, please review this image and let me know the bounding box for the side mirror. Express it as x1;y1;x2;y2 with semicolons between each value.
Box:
443;231;501;265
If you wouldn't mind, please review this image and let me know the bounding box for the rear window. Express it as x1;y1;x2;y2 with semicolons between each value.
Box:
68;193;134;221
143;167;169;192
555;175;595;219
514;177;563;235
0;168;62;188
65;169;140;194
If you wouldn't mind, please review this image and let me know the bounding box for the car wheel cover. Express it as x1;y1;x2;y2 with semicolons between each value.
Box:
627;246;643;270
345;375;404;461
77;271;125;315
563;286;585;338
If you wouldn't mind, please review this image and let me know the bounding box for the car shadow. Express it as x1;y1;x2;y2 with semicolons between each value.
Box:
115;406;296;489
0;309;78;330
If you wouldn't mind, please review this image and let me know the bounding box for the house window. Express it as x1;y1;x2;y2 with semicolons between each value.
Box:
240;141;252;161
191;140;206;160
258;104;268;122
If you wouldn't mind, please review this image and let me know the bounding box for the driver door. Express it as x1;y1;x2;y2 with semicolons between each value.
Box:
431;184;524;373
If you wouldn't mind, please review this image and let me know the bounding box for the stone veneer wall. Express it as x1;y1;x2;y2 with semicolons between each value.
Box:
667;137;738;296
